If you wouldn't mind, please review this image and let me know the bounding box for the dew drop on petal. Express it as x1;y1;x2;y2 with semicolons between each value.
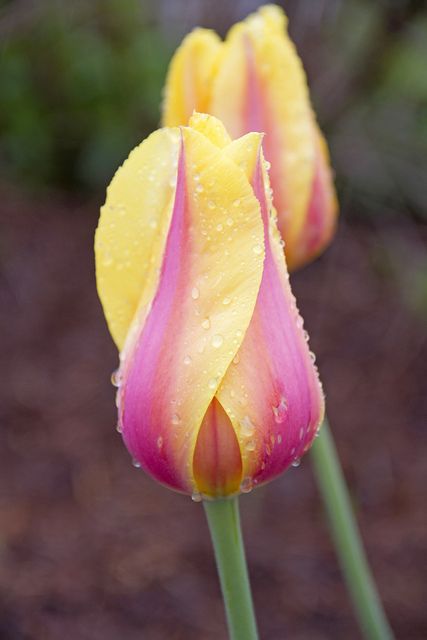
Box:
240;477;253;494
211;334;224;349
183;355;192;365
272;396;288;424
191;490;202;502
240;415;255;437
222;297;231;305
132;459;141;468
191;287;200;300
292;458;301;468
252;244;263;255
111;369;120;387
208;377;218;390
201;318;210;330
171;413;181;425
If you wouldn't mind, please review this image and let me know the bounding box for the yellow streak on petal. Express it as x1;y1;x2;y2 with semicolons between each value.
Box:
95;128;180;350
162;29;222;127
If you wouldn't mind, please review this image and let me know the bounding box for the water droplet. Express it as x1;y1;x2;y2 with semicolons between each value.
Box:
216;223;223;232
197;339;206;353
157;436;163;449
264;160;271;170
211;334;224;349
246;440;256;452
240;477;253;494
191;490;202;502
201;318;210;330
252;244;263;255
208;200;216;210
116;421;123;434
195;184;204;194
233;199;241;207
309;351;316;363
193;173;200;182
132;459;141;468
233;353;240;365
303;330;309;342
208;377;218;390
111;369;120;387
183;355;192;365
240;416;255;437
191;287;200;300
292;458;301;468
222;297;231;305
226;217;234;226
272;396;287;423
277;434;282;444
171;413;181;425
299;427;304;440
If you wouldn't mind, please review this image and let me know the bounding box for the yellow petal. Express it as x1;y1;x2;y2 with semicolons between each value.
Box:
162;29;222;127
188;111;231;148
95;128;181;350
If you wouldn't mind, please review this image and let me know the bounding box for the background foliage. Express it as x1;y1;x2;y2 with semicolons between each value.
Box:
1;0;426;219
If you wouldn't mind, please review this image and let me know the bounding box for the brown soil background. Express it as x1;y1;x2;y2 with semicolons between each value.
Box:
0;185;426;639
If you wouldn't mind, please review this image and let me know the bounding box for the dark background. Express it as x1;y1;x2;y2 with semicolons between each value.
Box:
1;1;426;638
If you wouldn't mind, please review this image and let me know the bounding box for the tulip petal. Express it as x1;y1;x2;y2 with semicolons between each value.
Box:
95;128;181;350
162;29;222;127
193;398;243;498
288;127;338;269
188;111;231;149
119;126;264;493
216;152;325;486
210;5;315;253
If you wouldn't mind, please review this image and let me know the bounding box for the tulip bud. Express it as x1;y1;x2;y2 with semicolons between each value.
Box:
162;4;338;270
95;113;324;499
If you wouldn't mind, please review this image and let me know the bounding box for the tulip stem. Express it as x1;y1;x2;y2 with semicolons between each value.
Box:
203;496;259;640
310;418;394;639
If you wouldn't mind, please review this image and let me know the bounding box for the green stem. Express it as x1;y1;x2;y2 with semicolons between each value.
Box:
310;418;394;640
203;496;259;640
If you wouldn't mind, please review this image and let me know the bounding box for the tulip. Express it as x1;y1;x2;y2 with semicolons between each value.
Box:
95;112;324;500
162;4;338;270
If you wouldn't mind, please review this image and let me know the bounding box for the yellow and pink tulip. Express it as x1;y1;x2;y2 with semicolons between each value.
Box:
162;4;338;270
95;113;324;499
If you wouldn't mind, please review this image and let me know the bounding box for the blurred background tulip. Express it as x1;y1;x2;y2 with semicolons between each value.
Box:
1;1;426;638
162;5;338;269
